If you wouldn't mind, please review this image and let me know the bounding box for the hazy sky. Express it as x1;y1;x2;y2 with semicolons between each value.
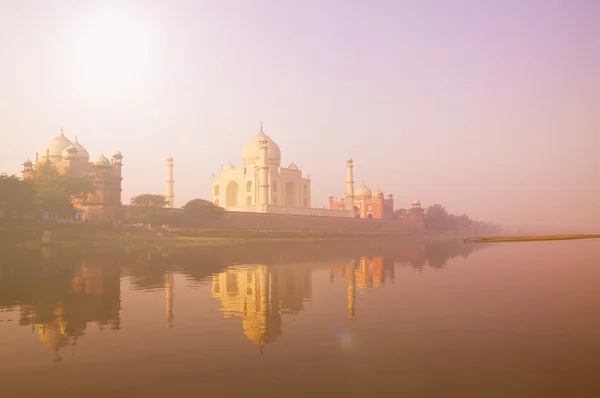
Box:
1;0;598;228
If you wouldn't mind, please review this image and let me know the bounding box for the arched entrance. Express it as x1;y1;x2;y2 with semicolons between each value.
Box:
285;182;296;206
354;205;360;218
226;181;240;207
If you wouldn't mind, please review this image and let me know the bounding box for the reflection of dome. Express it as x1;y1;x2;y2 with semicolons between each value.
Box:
36;323;69;353
355;183;372;197
223;162;236;171
242;128;281;164
288;162;298;171
42;129;72;159
93;154;111;166
242;315;280;346
72;137;89;160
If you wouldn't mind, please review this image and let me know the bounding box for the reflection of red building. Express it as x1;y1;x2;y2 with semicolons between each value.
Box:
329;183;394;219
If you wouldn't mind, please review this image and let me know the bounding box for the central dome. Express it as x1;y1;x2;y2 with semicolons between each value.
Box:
42;129;72;159
242;128;281;164
355;183;372;197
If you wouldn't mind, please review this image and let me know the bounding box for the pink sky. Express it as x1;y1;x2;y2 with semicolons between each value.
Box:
0;0;598;228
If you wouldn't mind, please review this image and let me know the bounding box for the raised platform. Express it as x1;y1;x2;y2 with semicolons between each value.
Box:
226;204;354;218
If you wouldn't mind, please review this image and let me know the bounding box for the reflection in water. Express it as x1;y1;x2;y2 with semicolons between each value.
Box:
5;261;121;362
212;264;312;346
0;239;479;359
165;272;174;328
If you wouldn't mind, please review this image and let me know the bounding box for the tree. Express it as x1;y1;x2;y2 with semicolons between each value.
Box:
129;194;168;224
424;204;450;232
182;198;224;214
130;194;168;208
0;174;39;219
391;208;407;219
28;164;93;219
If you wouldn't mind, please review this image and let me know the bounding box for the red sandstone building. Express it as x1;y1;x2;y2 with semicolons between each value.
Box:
21;129;123;222
329;183;394;219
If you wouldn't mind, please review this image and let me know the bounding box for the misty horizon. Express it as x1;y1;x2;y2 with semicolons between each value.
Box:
1;0;598;229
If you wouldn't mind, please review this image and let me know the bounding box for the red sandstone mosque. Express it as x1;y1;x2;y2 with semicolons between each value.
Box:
21;128;123;222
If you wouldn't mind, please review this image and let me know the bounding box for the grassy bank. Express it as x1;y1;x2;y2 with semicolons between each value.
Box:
0;222;422;249
464;234;600;244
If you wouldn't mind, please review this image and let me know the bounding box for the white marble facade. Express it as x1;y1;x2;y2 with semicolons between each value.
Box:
212;124;313;212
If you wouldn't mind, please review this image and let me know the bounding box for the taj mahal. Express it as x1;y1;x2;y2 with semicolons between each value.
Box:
210;123;357;218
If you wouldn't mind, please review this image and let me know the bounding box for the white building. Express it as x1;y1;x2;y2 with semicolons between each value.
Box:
211;123;353;218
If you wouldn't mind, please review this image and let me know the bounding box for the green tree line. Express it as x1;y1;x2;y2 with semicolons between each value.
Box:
423;204;500;233
125;194;224;225
0;164;93;220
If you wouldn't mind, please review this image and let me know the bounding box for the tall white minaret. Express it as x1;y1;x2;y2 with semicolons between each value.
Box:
258;123;269;207
344;157;355;211
166;155;174;208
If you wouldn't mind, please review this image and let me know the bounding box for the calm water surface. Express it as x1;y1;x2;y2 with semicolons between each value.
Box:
0;239;599;397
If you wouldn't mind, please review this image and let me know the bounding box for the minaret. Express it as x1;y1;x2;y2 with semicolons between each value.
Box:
166;155;174;208
165;272;174;328
258;123;269;207
344;157;355;212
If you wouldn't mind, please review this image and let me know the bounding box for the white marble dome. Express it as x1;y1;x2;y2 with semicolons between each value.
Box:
42;130;72;158
288;162;299;171
355;183;372;197
223;162;236;171
242;129;281;164
372;187;383;197
93;154;111;166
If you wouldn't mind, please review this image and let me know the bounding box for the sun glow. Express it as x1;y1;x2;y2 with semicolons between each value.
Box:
73;9;154;95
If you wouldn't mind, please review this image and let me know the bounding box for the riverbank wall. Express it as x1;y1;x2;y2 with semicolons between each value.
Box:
165;209;424;232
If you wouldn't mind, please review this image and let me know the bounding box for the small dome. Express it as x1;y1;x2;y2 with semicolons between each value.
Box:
41;129;72;159
242;126;281;164
73;137;90;160
223;162;236;171
113;150;123;159
412;200;421;207
62;144;79;159
23;159;33;166
288;162;299;171
93;154;111;166
372;187;383;197
72;137;89;160
355;183;372;197
165;154;172;162
346;156;353;163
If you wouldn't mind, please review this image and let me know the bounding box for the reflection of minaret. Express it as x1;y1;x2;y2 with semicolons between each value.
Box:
259;265;269;347
166;155;174;208
347;261;356;319
165;273;174;328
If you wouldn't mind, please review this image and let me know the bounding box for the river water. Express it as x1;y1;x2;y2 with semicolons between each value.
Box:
0;239;599;398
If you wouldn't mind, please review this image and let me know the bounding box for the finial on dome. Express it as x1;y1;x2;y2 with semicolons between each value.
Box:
260;121;263;132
